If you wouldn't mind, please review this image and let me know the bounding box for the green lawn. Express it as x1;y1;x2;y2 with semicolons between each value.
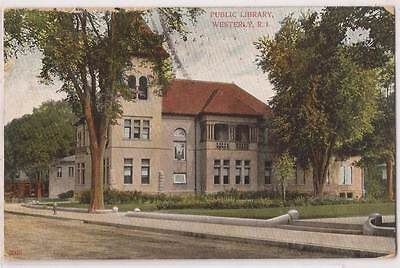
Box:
57;201;158;211
163;202;395;219
55;201;395;219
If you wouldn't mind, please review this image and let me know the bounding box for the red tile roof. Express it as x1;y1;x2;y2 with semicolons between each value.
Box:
162;79;271;117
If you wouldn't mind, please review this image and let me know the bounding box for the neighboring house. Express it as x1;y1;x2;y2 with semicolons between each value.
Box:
49;56;364;198
48;155;75;198
4;170;33;198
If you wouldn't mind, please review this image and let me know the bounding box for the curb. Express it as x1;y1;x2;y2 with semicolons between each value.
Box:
125;211;295;227
5;210;389;258
21;204;113;214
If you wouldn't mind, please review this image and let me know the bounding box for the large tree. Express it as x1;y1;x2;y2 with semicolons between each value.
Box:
5;8;203;211
5;100;76;197
255;12;379;196
321;7;395;200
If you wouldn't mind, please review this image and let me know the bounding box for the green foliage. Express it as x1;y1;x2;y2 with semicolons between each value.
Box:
58;190;74;199
4;100;76;179
75;188;381;210
255;9;383;195
275;152;295;182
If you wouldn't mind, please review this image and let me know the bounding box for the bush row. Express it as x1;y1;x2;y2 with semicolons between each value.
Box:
76;189;385;210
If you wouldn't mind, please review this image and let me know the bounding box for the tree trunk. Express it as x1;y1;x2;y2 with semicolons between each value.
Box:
36;171;42;199
386;157;394;201
89;146;104;212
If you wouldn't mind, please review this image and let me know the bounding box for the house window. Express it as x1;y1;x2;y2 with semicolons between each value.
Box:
244;160;250;184
124;119;132;139
347;192;353;199
215;124;229;141
265;161;272;184
339;164;352;185
235;125;249;143
138;76;148;100
223;160;230;184
77;163;85;184
339;192;346;198
141;159;150;184
174;128;186;138
133;120;141;139
82;127;86;146
142;120;150;140
235;160;242;184
174;142;186;160
127;75;137;99
173;173;187;184
77;131;82;147
68;166;74;177
214;160;221;184
77;163;81;184
81;163;85;184
124;158;133;184
57;167;62;178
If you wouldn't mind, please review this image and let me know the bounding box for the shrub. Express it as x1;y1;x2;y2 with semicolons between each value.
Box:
77;190;91;204
58;190;74;199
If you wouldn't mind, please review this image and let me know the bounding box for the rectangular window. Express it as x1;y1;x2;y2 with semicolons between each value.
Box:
340;164;352;185
77;131;81;147
68;166;74;177
265;161;272;184
174;142;186;160
235;160;242;184
124;119;132;139
57;167;62;178
223;160;229;184
82;127;86;146
81;163;85;185
77;163;81;184
214;160;221;184
124;158;133;184
141;159;150;184
244;160;250;185
142;120;150;140
347;192;353;199
133;120;141;139
173;173;187;184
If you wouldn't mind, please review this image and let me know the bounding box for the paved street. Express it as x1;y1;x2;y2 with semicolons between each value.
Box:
5;213;344;260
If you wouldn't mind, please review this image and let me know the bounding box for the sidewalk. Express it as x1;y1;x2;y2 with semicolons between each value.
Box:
5;203;396;257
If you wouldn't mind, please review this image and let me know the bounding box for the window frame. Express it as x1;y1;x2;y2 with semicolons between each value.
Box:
68;166;74;177
173;173;187;184
123;158;133;184
141;159;150;184
214;160;221;184
174;141;186;161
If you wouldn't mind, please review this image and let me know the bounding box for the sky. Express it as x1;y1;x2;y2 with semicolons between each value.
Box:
4;7;319;123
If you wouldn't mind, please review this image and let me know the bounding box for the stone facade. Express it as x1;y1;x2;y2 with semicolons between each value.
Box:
48;155;76;198
49;57;364;198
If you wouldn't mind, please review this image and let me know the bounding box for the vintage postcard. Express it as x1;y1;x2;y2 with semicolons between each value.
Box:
2;1;397;266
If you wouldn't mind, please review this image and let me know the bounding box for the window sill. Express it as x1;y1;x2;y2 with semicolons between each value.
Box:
173;182;187;185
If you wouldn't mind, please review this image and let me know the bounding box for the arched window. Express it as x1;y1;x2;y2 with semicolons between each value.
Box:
173;128;186;161
138;76;148;100
174;128;186;138
127;75;137;99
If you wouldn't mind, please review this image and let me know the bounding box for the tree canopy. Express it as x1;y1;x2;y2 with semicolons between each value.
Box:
255;8;388;196
4;8;203;210
5;100;76;179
